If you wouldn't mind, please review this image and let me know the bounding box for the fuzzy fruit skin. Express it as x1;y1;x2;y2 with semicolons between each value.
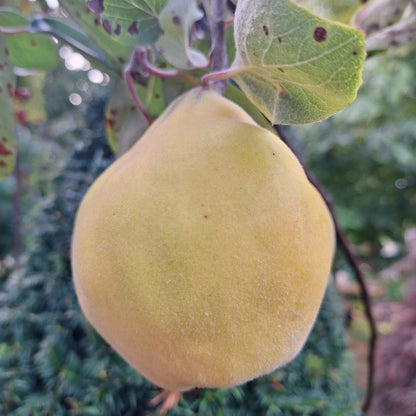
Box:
71;87;335;392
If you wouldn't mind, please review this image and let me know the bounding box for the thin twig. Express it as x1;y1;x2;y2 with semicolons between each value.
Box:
209;0;228;93
0;25;29;34
274;124;377;413
135;47;199;86
123;49;152;126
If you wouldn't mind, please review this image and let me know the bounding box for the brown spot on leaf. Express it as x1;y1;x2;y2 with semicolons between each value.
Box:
0;143;12;156
128;21;139;35
0;161;6;167
114;24;121;35
172;15;181;25
118;56;125;64
14;87;31;101
105;118;116;129
313;27;327;42
87;0;104;16
30;40;37;47
263;25;269;36
277;67;284;72
277;36;282;43
94;17;100;26
2;137;7;142
16;111;27;124
102;19;112;34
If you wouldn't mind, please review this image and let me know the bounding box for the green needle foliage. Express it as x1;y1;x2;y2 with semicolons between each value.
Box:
0;98;361;416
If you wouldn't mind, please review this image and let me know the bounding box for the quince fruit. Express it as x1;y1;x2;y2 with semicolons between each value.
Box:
71;87;335;392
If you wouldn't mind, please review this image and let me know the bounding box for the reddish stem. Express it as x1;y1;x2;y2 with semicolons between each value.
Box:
274;124;377;413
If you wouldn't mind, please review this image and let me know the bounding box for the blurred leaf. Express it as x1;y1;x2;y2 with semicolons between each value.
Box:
230;0;366;124
89;0;165;45
0;8;58;70
352;0;408;35
29;16;112;70
105;83;146;155
0;33;16;179
156;0;208;69
365;10;416;52
61;0;166;72
14;72;47;124
60;0;133;71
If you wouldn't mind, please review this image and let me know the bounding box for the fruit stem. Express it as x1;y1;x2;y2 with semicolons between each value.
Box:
208;0;229;94
135;47;200;86
274;124;377;414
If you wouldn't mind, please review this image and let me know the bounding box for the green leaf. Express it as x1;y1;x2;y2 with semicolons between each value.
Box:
0;8;58;70
105;79;163;156
14;72;47;124
0;33;16;179
96;0;165;44
156;0;208;69
230;0;366;125
61;0;165;71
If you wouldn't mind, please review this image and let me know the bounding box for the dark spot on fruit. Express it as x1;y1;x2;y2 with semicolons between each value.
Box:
128;21;139;35
263;25;269;36
313;27;327;42
102;19;112;34
0;143;12;156
272;152;276;156
277;36;282;43
172;15;181;25
114;24;121;35
203;215;208;220
87;0;104;16
352;50;358;56
118;56;125;64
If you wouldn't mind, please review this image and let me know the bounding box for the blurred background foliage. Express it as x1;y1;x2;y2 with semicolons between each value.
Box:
293;47;416;268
